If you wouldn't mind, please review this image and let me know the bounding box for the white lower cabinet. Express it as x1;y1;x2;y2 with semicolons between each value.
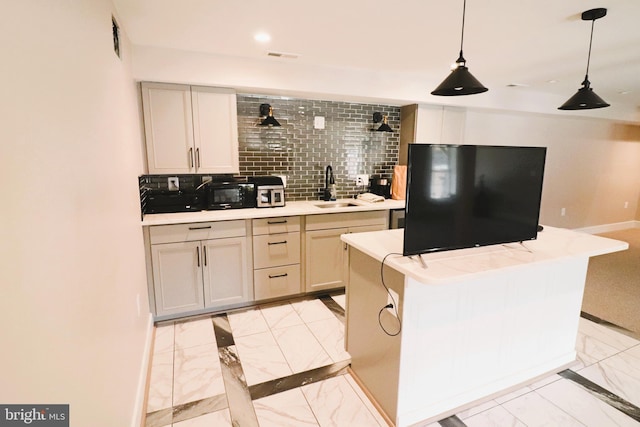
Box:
305;227;349;292
252;216;302;301
304;211;387;293
145;211;390;318
148;220;252;317
201;236;251;307
151;241;204;315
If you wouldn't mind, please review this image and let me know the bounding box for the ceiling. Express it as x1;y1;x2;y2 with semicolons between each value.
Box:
113;0;640;121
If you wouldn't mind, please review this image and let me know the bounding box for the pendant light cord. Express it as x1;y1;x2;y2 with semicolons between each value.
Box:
459;0;467;59
584;18;595;81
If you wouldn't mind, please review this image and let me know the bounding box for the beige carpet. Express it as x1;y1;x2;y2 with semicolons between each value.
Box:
582;228;640;334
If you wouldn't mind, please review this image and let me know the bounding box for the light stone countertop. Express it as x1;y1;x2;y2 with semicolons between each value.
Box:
341;226;629;285
141;198;406;226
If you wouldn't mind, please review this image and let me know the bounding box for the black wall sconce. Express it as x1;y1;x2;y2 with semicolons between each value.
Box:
259;103;281;126
372;112;393;132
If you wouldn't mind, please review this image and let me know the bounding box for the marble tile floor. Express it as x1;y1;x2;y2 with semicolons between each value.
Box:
144;293;640;427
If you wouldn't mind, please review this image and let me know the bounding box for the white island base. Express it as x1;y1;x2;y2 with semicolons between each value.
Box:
341;227;628;427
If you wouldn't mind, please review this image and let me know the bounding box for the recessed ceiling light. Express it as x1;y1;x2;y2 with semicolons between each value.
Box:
254;32;271;43
547;79;558;84
618;90;631;95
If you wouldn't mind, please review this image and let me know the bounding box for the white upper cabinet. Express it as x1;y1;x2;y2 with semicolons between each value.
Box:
414;105;466;145
141;82;240;174
399;104;466;165
142;83;194;174
192;86;239;174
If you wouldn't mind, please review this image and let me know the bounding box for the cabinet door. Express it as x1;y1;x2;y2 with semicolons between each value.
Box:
151;241;204;316
202;237;252;308
191;86;239;174
341;224;386;292
141;82;195;174
414;104;444;143
414;105;466;145
305;227;349;292
441;107;466;144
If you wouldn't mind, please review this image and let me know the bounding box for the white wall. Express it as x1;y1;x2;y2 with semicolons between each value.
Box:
0;1;150;426
463;109;640;229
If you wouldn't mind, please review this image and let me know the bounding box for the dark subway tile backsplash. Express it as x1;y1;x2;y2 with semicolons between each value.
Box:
237;94;400;201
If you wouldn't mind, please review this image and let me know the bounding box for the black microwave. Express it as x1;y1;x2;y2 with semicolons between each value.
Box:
206;182;256;210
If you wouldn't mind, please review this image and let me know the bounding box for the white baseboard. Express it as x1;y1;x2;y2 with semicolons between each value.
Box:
574;220;640;235
132;313;154;427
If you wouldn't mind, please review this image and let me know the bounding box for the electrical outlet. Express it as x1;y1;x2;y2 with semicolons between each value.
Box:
168;176;179;191
314;116;325;129
386;288;399;317
561;207;566;216
356;174;369;187
624;201;629;209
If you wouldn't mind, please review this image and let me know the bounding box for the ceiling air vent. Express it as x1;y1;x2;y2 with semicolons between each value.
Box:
267;51;300;59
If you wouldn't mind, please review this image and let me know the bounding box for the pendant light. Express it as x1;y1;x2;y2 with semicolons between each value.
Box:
558;8;610;110
259;103;281;126
431;0;488;96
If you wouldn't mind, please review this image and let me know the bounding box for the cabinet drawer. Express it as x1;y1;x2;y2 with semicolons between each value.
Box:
253;216;300;235
150;220;246;244
254;264;301;300
305;211;387;231
253;232;301;269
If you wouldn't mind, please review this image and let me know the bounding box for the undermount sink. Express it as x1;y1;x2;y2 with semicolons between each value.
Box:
314;201;359;208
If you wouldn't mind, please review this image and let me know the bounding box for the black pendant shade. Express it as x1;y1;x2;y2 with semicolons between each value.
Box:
558;8;609;110
377;121;393;132
431;53;488;96
558;78;610;110
432;0;488;97
259;103;281;126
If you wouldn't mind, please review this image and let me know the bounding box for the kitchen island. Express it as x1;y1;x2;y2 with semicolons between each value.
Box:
341;227;628;427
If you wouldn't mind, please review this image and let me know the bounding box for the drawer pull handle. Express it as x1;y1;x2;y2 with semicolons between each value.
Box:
268;273;288;279
189;226;212;230
268;241;287;245
267;220;287;224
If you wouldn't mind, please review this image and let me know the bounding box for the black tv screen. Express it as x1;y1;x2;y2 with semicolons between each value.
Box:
403;144;547;256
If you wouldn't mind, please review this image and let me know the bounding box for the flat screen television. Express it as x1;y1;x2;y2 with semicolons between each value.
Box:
403;144;547;256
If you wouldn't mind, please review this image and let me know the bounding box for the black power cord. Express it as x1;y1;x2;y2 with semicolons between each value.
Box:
378;252;403;336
